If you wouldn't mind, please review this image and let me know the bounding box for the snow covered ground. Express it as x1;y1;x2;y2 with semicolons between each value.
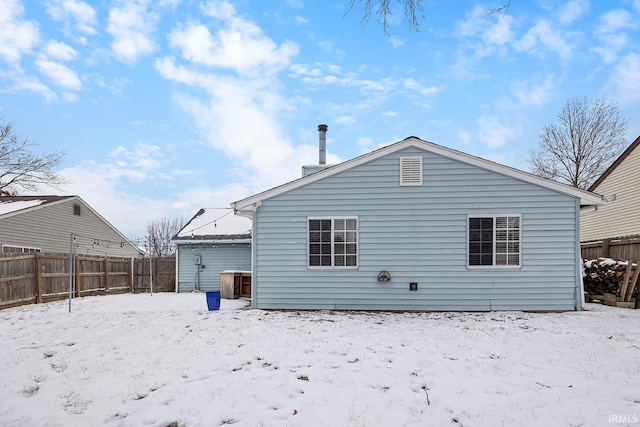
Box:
1;293;639;427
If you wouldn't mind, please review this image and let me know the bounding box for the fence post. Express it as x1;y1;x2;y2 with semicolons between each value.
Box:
130;258;134;293
602;239;611;258
75;256;81;297
35;252;42;304
104;257;109;292
152;258;157;294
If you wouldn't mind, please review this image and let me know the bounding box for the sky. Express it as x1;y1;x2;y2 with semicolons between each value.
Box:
2;293;640;426
2;0;640;241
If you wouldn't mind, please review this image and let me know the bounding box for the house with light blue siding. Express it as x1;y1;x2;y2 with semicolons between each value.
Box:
172;208;251;293
232;134;603;311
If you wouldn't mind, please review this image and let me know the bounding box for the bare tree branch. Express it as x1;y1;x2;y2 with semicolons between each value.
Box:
346;1;512;34
528;97;629;189
0;118;67;195
146;216;186;257
346;0;424;34
484;0;512;17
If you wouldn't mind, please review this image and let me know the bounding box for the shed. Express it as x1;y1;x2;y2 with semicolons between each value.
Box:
232;132;602;311
172;208;251;293
0;195;142;258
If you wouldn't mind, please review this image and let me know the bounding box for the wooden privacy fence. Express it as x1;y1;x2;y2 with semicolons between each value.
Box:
581;236;640;261
0;253;175;309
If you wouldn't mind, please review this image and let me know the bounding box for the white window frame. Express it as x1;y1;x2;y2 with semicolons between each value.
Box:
1;244;41;254
308;216;359;269
467;214;521;269
400;156;423;186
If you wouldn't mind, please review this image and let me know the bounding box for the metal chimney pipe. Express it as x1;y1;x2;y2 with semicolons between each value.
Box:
318;124;327;165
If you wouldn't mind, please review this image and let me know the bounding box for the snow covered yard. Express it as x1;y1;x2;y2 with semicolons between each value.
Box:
1;294;639;427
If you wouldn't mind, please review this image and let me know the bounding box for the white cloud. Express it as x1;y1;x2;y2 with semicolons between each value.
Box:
355;136;374;149
607;53;640;102
12;77;56;101
156;55;315;191
0;0;40;63
596;9;636;34
559;0;589;25
45;0;97;38
36;58;82;90
158;2;419;194
172;88;313;191
457;5;513;46
44;40;78;61
477;116;520;149
56;163;179;238
389;36;405;48
62;92;78;102
107;0;156;62
513;20;572;59
403;79;441;96
457;129;470;145
336;115;355;124
108;143;165;179
511;74;556;106
48;141;211;236
592;33;628;63
456;5;485;37
482;15;514;45
382;111;397;117
168;2;298;76
592;9;636;63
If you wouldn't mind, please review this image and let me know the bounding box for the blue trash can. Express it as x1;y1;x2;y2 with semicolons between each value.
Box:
206;291;221;311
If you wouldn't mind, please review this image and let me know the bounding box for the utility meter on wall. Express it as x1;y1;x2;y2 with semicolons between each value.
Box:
194;254;201;265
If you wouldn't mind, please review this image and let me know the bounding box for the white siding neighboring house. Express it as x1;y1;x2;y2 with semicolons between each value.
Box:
0;195;142;258
581;136;640;242
172;208;251;293
233;134;603;312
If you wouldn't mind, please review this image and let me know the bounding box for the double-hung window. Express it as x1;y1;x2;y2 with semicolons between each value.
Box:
308;217;358;268
468;215;520;267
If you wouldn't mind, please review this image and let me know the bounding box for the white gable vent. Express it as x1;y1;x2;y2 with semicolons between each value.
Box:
400;156;423;186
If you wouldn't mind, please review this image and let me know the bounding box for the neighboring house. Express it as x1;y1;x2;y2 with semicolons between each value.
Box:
581;136;640;243
232;134;602;311
0;195;142;258
172;208;251;293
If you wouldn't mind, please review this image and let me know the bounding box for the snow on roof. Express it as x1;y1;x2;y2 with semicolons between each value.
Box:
176;208;251;238
0;199;47;215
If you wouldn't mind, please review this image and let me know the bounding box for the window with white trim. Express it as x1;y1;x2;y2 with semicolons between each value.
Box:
400;156;423;186
1;245;41;254
468;215;520;267
308;217;358;267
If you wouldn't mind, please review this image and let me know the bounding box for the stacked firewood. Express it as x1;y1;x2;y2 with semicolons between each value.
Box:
583;258;638;298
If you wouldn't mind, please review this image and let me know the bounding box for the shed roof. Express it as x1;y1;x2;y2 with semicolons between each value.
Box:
172;208;252;243
232;136;604;213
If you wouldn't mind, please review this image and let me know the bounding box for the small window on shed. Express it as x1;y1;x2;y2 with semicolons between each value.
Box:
400;156;423;186
73;204;81;216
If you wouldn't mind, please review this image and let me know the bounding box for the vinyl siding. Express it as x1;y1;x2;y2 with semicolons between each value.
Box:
176;243;251;292
581;145;640;241
0;198;140;258
253;146;580;311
